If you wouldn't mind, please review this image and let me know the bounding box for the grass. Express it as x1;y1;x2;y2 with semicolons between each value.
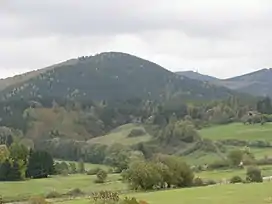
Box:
0;174;127;202
60;182;272;204
87;123;152;146
199;122;272;141
197;165;272;181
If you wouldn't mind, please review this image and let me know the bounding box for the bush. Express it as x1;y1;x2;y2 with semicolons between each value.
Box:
95;169;108;183
128;129;146;137
208;160;230;170
45;191;62;199
28;196;49;204
193;177;204;187
230;175;243;184
65;188;85;197
92;191;119;204
228;150;243;166
246;166;263;183
203;179;217;186
87;167;103;175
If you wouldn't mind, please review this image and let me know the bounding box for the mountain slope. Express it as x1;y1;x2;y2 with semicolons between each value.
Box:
176;71;219;82
178;68;272;97
0;59;78;91
0;52;236;102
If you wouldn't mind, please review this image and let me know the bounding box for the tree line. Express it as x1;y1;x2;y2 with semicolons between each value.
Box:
0;143;54;181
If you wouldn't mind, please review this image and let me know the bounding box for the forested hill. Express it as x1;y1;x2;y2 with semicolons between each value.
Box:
0;52;238;102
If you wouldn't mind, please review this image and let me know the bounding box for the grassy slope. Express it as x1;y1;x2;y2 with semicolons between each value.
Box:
87;123;152;146
63;182;272;204
194;122;272;162
200;123;272;141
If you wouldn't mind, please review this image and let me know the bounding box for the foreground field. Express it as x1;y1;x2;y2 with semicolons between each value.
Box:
0;174;126;202
61;182;272;204
200;122;272;141
2;164;272;202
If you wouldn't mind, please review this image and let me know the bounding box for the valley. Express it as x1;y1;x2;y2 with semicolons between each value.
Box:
0;52;272;204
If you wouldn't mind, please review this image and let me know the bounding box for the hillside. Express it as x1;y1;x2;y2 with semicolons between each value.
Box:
0;52;237;102
0;59;78;91
178;68;272;97
176;71;219;82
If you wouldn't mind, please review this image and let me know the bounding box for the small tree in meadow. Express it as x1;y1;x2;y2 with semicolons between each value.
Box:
95;169;108;183
246;166;263;183
77;159;85;174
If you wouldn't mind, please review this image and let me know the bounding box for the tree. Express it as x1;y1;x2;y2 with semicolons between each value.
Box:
123;155;194;190
9;143;29;163
69;162;77;174
103;144;131;173
154;154;194;187
0;159;10;181
122;160;161;190
227;150;243;166
95;169;108;183
0;145;10;162
26;150;54;179
77;159;85;174
246;166;263;183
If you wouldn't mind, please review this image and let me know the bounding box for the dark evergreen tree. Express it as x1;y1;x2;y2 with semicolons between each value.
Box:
26;150;54;179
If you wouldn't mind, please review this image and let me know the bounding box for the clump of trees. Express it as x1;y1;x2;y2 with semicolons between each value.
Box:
0;142;54;181
122;154;194;190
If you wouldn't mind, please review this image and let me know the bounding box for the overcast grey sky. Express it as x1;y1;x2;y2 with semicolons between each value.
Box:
1;0;272;79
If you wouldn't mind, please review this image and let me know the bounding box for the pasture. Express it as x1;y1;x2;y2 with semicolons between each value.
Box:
60;182;272;204
199;122;272;141
87;123;152;146
0;174;126;202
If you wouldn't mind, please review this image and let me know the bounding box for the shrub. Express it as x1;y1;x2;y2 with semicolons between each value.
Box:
87;167;103;175
246;166;263;183
28;196;49;204
45;191;62;199
208;160;230;170
203;179;217;186
128;129;146;137
193;177;204;187
230;175;243;184
95;169;108;183
228;150;243;166
65;188;84;197
92;191;119;204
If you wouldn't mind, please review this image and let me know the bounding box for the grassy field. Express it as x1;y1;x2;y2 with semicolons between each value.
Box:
199;122;272;141
60;182;272;204
197;165;272;180
0;174;127;202
87;123;152;146
2;165;272;202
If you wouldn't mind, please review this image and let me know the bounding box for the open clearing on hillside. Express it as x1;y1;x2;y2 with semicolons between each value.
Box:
87;123;152;146
60;182;272;204
200;122;272;141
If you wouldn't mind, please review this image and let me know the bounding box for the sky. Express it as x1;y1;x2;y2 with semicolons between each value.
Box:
1;0;272;79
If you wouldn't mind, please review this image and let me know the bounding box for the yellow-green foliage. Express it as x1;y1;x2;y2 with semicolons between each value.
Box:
24;107;90;140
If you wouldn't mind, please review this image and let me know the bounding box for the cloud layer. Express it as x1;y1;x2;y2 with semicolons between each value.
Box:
1;0;272;79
